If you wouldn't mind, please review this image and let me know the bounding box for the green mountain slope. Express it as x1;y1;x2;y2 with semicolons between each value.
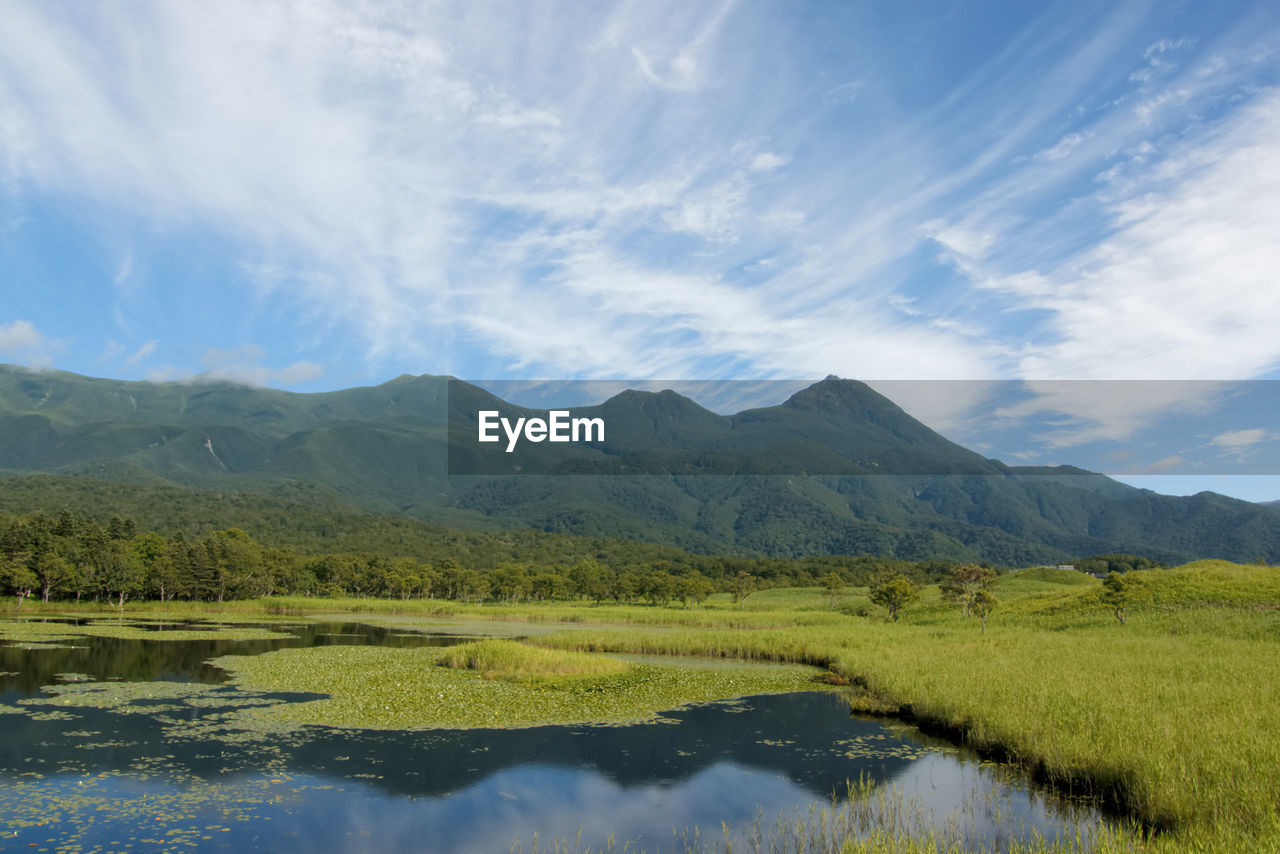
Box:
2;364;1277;564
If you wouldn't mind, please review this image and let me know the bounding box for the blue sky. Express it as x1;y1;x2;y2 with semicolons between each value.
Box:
2;1;1279;499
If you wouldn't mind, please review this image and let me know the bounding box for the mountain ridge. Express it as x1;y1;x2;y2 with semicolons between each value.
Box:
1;364;1277;564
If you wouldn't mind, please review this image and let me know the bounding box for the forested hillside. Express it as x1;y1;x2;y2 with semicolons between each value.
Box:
3;365;1278;564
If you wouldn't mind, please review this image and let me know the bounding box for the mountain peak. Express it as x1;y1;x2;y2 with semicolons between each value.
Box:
782;376;891;413
600;387;712;413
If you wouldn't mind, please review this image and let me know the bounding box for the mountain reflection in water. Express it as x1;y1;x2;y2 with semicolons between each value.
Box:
0;622;1106;852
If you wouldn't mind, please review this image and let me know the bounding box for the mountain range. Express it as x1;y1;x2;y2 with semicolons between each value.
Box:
2;364;1277;565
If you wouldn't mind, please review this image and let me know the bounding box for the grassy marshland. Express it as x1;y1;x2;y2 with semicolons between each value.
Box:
262;563;1280;848
523;562;1280;851
6;559;1279;850
212;642;822;730
0;618;291;644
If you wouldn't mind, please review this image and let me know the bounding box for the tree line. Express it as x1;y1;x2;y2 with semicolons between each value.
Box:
0;509;966;608
2;509;1152;611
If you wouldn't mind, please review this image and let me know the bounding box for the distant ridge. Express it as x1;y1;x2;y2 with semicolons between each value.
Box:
2;363;1279;564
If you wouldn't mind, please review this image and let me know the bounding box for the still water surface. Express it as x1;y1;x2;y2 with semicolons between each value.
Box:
0;618;1106;852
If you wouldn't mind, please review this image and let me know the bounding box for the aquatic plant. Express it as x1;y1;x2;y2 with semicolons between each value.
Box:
438;638;628;680
211;644;824;731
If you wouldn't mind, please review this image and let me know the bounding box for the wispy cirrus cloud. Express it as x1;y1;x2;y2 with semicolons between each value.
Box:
934;89;1280;445
0;0;1276;415
125;339;158;366
915;12;1280;443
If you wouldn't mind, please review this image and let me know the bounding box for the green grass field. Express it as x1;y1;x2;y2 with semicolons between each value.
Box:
7;560;1278;851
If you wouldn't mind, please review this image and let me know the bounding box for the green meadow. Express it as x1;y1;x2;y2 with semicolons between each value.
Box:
6;560;1279;852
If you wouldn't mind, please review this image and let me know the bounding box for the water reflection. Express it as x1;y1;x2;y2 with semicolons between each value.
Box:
0;618;463;690
0;625;1108;852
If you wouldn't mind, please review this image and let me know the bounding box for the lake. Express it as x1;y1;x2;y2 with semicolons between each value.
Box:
0;617;1108;852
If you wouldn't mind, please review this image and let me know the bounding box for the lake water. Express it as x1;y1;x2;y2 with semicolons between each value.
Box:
0;617;1108;852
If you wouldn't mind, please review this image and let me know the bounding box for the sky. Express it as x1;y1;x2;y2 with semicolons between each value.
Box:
2;1;1279;499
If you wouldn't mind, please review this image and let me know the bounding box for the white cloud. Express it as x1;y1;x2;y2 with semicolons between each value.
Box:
822;81;863;106
1133;86;1193;126
924;222;996;261
113;250;133;288
1035;131;1089;161
1127;38;1194;86
1144;38;1193;60
0;0;1274;399
273;360;325;385
630;46;701;91
661;176;747;241
198;344;323;388
992;382;1229;449
865;380;1005;436
749;152;788;172
125;339;158;366
1013;92;1280;381
455;230;992;381
202;344;266;369
1136;453;1188;474
1210;427;1273;461
98;339;125;363
1211;427;1269;449
936;53;1280;399
0;319;46;353
475;106;561;130
111;248;142;306
618;0;738;91
0;0;1112;384
145;365;183;383
0;319;62;367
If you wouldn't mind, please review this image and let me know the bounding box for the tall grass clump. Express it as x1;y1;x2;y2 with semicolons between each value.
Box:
438;639;628;681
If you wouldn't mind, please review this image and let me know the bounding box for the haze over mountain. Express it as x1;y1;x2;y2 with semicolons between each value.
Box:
2;364;1277;565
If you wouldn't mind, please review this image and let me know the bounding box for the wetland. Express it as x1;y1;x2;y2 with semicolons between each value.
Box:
0;613;1107;853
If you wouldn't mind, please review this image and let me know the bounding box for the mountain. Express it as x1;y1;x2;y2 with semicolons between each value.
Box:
443;377;1011;479
2;364;1278;564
